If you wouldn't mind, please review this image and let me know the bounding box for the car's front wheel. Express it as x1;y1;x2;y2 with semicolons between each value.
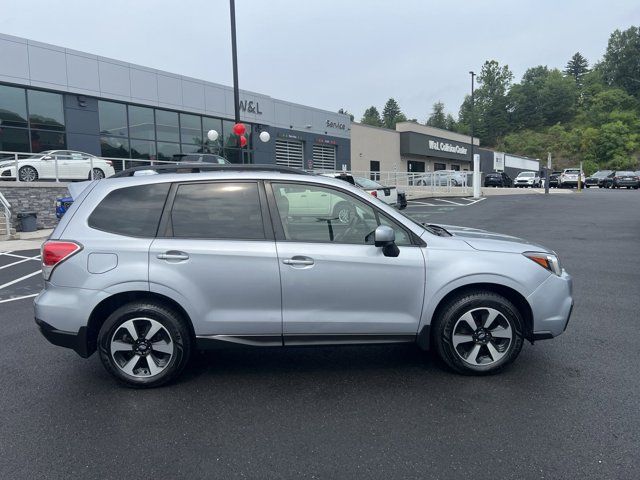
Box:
432;291;524;375
98;301;192;388
18;165;38;182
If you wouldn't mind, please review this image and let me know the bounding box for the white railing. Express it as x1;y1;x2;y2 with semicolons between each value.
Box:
313;170;475;195
0;190;11;236
0;150;178;183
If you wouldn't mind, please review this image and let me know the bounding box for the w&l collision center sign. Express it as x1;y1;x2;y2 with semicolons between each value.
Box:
400;132;472;162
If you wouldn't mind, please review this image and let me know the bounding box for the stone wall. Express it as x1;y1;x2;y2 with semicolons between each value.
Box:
0;182;69;231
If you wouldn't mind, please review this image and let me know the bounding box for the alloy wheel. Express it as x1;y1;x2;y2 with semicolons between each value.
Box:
92;168;105;180
451;307;513;366
110;318;174;377
19;166;37;182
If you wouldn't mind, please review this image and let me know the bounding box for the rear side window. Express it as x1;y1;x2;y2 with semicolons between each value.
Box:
170;182;265;239
88;183;170;236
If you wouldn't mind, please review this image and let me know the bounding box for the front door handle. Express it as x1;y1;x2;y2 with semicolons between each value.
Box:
157;251;189;261
282;256;314;267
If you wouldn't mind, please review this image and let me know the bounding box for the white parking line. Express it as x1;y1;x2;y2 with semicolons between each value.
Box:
0;255;41;271
0;293;38;304
0;252;41;261
407;201;437;206
0;270;41;290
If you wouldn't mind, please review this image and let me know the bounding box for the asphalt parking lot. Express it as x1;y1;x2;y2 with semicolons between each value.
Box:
1;188;639;479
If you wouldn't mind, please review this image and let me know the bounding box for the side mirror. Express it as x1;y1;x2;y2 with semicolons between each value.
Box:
374;225;400;257
42;155;52;160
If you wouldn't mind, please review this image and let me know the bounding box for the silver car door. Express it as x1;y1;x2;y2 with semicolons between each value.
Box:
268;181;425;345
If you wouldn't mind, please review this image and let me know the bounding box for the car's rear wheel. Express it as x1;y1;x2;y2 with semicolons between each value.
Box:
18;166;38;182
98;301;192;388
433;291;524;375
89;168;105;180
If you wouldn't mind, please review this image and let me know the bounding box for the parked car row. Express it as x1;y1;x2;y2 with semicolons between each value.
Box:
585;170;640;189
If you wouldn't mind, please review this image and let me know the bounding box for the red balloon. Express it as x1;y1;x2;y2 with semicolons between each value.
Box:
233;123;246;136
239;135;248;147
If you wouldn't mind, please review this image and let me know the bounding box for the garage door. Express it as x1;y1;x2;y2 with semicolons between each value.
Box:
312;144;336;171
275;139;304;169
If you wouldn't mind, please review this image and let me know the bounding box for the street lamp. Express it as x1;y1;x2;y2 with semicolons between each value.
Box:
469;71;476;164
229;0;240;124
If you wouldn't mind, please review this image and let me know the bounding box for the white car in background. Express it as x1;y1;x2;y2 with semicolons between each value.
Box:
414;170;467;187
514;171;541;188
558;168;586;188
0;150;115;182
322;173;399;206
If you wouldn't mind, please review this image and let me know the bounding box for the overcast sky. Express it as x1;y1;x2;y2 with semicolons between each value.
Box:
1;0;638;121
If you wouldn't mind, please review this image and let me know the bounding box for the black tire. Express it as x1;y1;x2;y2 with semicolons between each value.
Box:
18;165;38;182
89;168;105;180
98;301;192;388
432;290;525;375
332;201;356;224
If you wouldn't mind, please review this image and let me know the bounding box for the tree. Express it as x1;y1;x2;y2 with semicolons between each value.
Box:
337;108;354;121
458;60;513;146
426;101;448;128
360;106;383;127
564;52;589;83
382;98;406;129
601;26;640;98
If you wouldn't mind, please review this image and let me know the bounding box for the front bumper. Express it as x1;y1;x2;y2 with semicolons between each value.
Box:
527;270;574;338
35;318;90;357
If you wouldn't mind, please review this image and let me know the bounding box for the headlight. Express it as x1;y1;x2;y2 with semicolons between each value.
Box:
523;252;562;276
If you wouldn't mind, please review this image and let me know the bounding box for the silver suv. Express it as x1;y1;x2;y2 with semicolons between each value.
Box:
35;165;574;387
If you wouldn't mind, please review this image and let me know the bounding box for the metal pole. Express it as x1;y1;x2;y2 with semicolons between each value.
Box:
469;71;475;172
578;161;583;192
14;153;19;183
230;0;241;124
54;155;59;182
545;152;551;195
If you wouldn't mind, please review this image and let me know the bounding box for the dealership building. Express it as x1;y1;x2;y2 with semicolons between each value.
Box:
0;33;351;169
351;122;480;174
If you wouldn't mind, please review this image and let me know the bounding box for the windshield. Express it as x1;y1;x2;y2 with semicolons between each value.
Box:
616;171;635;176
354;177;384;189
565;169;580;174
592;170;612;178
517;172;535;177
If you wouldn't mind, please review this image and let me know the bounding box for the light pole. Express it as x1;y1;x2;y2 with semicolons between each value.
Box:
469;71;476;164
229;0;240;124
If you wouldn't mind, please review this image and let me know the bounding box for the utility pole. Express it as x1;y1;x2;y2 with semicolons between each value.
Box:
545;152;551;195
469;71;476;167
469;71;481;199
229;0;240;123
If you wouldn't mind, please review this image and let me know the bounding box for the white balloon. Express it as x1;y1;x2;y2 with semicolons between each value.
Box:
207;129;219;141
259;131;271;143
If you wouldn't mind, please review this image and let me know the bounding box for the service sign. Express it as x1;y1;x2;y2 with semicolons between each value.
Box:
493;152;505;171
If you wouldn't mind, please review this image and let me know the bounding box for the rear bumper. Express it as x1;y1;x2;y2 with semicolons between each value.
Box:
528;270;574;338
35;318;90;357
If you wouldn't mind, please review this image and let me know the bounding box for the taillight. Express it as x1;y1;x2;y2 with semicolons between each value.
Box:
370;190;378;197
41;240;82;280
106;160;113;166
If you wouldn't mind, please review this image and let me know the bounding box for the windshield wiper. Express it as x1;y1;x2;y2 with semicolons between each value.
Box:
421;223;452;237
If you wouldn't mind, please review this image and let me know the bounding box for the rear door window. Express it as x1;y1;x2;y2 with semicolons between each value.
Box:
169;182;265;239
88;183;170;236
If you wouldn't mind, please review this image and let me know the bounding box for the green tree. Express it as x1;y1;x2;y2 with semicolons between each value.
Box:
426;101;447;128
338;108;354;121
564;52;590;83
458;60;513;146
382;98;406;129
601;26;640;98
540;70;578;125
360;106;383;127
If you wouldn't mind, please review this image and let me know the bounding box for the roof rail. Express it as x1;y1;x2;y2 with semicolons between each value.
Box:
111;163;310;178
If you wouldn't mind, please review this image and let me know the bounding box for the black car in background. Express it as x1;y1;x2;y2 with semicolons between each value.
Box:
585;170;613;188
548;171;562;188
601;171;640;189
484;172;513;187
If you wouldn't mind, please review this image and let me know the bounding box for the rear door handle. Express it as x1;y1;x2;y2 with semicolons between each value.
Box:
282;256;314;267
157;251;189;261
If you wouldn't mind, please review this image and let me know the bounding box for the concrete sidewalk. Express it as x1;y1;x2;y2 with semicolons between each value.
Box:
0;229;52;252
